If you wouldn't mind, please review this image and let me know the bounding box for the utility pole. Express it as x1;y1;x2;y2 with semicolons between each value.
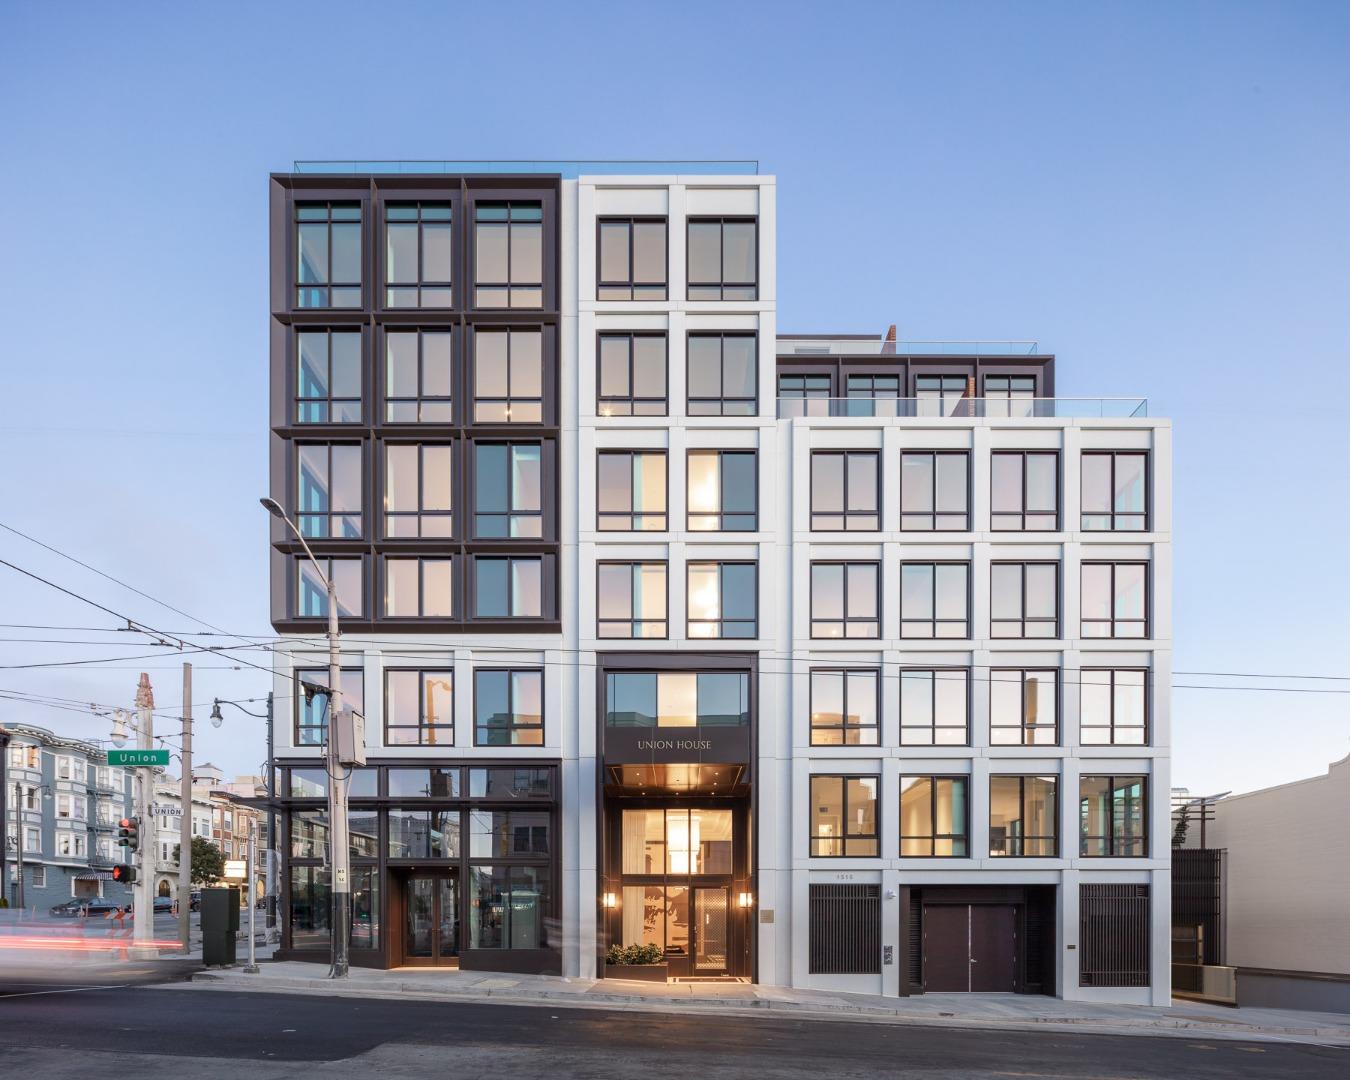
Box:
12;783;22;913
326;573;351;978
179;663;193;954
133;673;156;955
264;692;277;942
243;818;258;973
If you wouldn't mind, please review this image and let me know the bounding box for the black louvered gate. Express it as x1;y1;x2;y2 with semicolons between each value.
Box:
809;884;881;974
1080;884;1150;987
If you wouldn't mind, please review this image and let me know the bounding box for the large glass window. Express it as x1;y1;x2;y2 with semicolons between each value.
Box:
388;767;460;799
991;562;1058;638
297;443;362;539
296;557;363;618
605;672;749;727
915;375;968;416
621;809;732;875
384;203;452;308
296;202;361;308
598;333;667;416
474;443;542;538
474;669;543;746
810;670;879;746
385;669;454;746
385;330;452;422
845;374;901;417
388;809;459;859
468;767;552;799
598;218;666;300
810;562;880;639
620;884;689;958
1080;776;1147;857
297;330;362;423
687;562;756;638
474;202;543;308
989;776;1058;856
778;373;831;417
810;775;879;857
597;450;667;531
473;557;543;618
1080;669;1147;745
1081;562;1148;638
1082;451;1148;531
811;451;879;531
900;451;968;530
294;668;364;747
470;809;550;858
383;557;453;618
991;451;1058;531
900;777;969;857
351;867;380;950
687;217;757;300
990;669;1058;746
597;562;667;639
289;866;331;949
469;866;551;949
385;444;453;538
687;333;756;416
900;563;969;638
474;329;543;423
899;669;969;746
687;450;757;531
984;375;1036;417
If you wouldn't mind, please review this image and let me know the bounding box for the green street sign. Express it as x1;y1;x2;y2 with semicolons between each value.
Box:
106;749;170;767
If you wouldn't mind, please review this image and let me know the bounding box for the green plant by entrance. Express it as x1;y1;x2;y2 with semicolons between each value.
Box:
607;942;663;965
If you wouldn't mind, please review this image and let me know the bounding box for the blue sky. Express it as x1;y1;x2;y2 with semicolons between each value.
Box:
1;1;1347;793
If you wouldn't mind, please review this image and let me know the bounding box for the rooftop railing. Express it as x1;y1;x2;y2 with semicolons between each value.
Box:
777;397;1148;419
292;159;760;177
777;338;1040;356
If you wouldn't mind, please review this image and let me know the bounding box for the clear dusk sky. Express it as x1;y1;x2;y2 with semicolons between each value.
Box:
1;1;1347;794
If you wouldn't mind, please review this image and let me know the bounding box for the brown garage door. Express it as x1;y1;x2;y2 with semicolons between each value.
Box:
923;904;1018;992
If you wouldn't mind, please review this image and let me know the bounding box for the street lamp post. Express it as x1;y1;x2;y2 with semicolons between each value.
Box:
260;495;350;979
212;692;277;940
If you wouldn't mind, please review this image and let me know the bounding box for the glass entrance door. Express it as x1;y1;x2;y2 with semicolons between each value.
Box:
404;873;459;966
693;887;729;973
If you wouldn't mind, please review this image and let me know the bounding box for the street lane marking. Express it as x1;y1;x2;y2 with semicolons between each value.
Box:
0;986;115;1000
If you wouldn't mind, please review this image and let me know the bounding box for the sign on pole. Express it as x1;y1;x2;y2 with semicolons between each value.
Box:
107;749;171;767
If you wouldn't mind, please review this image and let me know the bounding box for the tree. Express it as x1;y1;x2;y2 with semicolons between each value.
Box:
173;836;226;886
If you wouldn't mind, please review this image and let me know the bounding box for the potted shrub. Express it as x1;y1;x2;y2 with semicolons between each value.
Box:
605;942;668;982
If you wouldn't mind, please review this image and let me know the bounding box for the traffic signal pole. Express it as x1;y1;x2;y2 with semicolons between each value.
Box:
132;674;156;956
179;663;193;954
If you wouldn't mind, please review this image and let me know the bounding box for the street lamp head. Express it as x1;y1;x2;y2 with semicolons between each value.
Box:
210;700;224;729
109;708;129;748
259;496;284;519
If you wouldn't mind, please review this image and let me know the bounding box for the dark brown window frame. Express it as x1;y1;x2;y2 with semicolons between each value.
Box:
686;216;758;301
294;555;364;620
294;667;365;747
597;331;668;416
596;449;668;532
472;200;544;309
983;374;1037;417
990;561;1060;639
382;440;454;539
596;216;668;301
596;560;669;640
900;450;970;531
472;440;544;540
382;201;454;309
1082;450;1149;532
471;326;545;424
381;555;455;619
809;561;880;640
808;668;880;746
990;668;1060;746
686;332;758;416
473;667;545;747
295;327;363;424
384;668;455;747
1079;668;1149;746
472;555;545;619
898;668;971;746
899;775;970;857
899;561;970;639
809;774;880;858
686;449;758;532
810;450;881;531
384;327;454;424
990;449;1059;532
294;201;362;309
1079;774;1148;858
1081;561;1150;639
686;560;758;639
989;775;1058;857
295;440;364;540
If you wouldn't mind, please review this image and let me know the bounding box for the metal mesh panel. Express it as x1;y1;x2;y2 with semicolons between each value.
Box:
809;884;881;974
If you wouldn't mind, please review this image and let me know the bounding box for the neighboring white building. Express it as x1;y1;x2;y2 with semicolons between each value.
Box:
267;163;1170;1003
1202;754;1350;1012
149;777;215;898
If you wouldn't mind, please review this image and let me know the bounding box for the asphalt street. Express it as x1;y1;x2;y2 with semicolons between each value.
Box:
0;987;1344;1079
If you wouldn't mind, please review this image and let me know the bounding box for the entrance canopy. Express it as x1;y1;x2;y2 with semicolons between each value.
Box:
605;763;746;796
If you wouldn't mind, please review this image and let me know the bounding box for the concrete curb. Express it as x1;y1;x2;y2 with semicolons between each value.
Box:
177;971;1350;1046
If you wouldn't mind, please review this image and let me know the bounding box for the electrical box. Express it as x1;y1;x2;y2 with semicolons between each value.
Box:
334;705;366;766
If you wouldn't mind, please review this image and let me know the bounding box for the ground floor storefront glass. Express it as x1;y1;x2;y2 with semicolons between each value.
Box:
278;760;560;973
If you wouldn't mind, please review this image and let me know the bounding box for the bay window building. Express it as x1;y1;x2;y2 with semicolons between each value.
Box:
268;162;1170;1003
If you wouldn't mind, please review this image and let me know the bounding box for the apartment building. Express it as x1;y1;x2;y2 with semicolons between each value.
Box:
268;162;1170;1003
2;723;134;910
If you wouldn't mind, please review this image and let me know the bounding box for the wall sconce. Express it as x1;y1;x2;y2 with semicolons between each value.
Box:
737;891;754;909
602;892;617;909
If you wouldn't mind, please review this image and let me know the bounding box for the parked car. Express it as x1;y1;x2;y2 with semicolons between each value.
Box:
189;891;201;912
49;898;129;917
153;896;176;914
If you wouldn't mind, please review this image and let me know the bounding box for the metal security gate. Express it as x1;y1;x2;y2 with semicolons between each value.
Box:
1080;884;1149;987
693;888;729;972
808;884;881;974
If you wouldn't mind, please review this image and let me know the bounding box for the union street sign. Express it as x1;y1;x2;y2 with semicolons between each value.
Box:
107;749;170;767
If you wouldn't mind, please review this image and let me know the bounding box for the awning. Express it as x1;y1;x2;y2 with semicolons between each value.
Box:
73;871;114;881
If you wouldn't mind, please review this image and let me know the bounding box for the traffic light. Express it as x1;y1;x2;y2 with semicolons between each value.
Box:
117;816;140;852
111;864;137;885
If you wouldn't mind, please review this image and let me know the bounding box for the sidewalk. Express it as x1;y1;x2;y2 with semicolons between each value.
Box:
176;962;1350;1046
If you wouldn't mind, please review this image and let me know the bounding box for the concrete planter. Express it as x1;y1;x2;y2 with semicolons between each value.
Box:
605;962;669;983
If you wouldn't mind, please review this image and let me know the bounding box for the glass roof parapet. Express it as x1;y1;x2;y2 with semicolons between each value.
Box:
291;160;760;178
